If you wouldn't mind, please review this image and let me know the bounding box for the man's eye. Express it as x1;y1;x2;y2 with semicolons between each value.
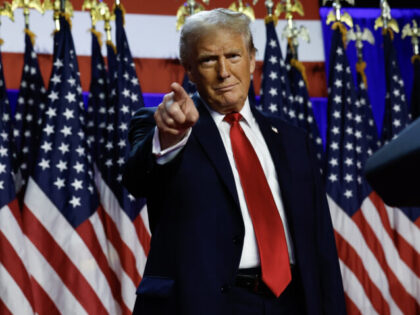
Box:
228;54;241;61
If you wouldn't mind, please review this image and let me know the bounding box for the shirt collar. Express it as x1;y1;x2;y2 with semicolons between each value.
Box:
200;97;253;127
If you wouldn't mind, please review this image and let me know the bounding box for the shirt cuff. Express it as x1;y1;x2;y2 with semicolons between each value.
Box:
152;127;192;165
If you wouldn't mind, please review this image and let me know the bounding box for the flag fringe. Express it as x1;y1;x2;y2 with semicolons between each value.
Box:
356;61;368;89
90;28;103;48
24;28;36;46
291;58;309;88
332;22;348;49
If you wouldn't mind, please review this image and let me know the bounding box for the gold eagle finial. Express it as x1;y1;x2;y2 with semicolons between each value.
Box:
176;0;209;31
322;0;354;28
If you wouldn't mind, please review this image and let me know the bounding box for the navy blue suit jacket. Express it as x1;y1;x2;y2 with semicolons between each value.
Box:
123;96;346;315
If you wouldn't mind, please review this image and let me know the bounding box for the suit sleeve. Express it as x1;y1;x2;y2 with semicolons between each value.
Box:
306;136;347;315
122;107;158;198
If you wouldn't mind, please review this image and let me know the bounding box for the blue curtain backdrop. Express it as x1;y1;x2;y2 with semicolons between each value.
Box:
320;8;420;137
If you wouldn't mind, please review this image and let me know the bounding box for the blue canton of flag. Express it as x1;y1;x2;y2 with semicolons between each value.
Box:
12;32;46;192
381;31;410;143
260;19;294;122
0;47;15;210
410;55;420;120
354;61;380;154
100;6;146;218
325;27;369;214
286;43;325;173
86;31;108;162
30;20;98;218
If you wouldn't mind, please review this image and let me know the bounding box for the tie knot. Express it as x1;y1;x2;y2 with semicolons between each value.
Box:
224;112;242;125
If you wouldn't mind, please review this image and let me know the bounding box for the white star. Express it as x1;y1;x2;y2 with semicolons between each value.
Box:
0;163;5;174
73;162;84;173
333;95;342;104
65;92;76;103
335;63;343;72
345;142;353;151
54;177;65;189
71;179;83;191
60;126;72;137
329;158;338;167
330;142;339;151
336;47;343;55
0;146;7;157
269;88;278;97
122;89;130;98
329;174;338;182
269;55;278;64
344;190;353;198
39;159;50;170
56;160;68;172
121;105;130;114
269;103;278;113
76;146;85;156
68;77;76;86
332;126;340;135
50;74;61;85
63;108;74;120
41;141;52;153
69;196;81;208
43;124;54;136
54;59;63;69
393;104;401;112
0;181;3;190
344;158;353;166
269;39;277;48
48;91;59;102
393;120;401;127
333;111;340;119
131;93;139;102
269;71;278;80
344;174;353;183
58;143;69;154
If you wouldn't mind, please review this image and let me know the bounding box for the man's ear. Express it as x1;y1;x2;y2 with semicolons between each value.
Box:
249;50;256;74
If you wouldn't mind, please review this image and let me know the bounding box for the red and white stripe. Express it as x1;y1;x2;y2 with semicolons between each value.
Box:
328;193;420;315
0;199;34;315
94;166;151;312
22;177;123;314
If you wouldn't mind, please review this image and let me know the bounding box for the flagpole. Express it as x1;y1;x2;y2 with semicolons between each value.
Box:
60;0;65;12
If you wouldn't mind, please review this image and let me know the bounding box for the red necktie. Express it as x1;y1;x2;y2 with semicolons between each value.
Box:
224;112;291;297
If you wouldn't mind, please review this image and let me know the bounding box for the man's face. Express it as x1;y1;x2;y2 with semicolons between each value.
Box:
187;28;256;114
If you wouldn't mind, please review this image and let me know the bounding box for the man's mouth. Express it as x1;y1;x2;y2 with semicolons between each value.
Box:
214;83;238;93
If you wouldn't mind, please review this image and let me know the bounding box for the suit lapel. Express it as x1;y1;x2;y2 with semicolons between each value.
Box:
191;97;240;208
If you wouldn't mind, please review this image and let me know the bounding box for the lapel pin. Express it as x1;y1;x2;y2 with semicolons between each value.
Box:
271;126;278;134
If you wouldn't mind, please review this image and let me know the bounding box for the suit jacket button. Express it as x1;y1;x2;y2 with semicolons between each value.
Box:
232;235;240;245
221;285;230;293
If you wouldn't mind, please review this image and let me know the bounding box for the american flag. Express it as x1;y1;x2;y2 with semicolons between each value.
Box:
12;31;47;194
0;42;35;314
86;30;108;162
93;6;150;312
21;17;123;314
325;25;420;314
259;19;294;122
410;55;420;120
354;60;380;155
381;31;410;143
285;43;325;173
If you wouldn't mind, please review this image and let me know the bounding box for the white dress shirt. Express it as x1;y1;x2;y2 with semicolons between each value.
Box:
152;98;295;268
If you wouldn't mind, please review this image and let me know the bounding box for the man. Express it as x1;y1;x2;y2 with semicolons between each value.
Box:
123;8;346;315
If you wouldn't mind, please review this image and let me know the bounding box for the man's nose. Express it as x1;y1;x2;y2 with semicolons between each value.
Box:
217;58;230;79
